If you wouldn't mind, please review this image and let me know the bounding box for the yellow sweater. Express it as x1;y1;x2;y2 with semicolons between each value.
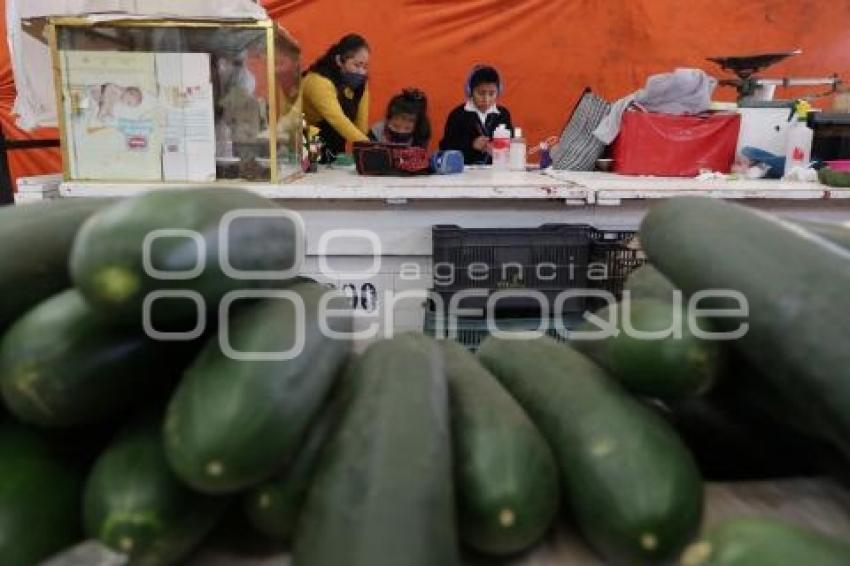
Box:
302;72;369;143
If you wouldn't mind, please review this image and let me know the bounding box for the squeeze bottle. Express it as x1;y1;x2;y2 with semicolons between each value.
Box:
491;124;511;170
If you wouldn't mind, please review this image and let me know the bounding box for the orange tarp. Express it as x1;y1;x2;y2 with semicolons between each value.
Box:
2;0;849;183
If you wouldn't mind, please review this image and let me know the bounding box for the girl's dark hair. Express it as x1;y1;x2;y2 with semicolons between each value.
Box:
386;88;431;147
307;33;369;84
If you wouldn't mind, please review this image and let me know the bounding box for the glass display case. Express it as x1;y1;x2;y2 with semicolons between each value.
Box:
47;18;303;184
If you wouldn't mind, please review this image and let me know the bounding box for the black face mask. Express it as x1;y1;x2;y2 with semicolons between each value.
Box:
341;71;367;89
387;130;413;144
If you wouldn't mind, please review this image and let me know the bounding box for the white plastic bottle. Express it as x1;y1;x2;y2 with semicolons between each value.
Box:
783;102;814;177
510;127;527;171
491;124;511;170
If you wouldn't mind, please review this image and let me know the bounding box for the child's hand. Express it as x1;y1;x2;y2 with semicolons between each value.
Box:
472;135;490;152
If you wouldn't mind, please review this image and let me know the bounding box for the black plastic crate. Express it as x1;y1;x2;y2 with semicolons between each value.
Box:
587;229;646;309
431;224;593;314
423;309;582;351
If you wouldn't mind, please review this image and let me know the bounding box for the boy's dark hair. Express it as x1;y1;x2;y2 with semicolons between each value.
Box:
468;65;501;95
386;88;431;146
306;33;369;84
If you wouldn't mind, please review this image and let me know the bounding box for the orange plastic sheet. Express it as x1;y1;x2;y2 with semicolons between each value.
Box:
2;0;850;183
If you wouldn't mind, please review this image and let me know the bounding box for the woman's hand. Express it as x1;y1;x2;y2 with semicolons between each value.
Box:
472;135;491;153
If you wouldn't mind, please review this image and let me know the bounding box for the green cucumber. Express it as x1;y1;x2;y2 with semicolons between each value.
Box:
640;197;850;461
0;289;190;427
443;340;558;555
0;423;83;566
796;220;850;250
0;198;113;332
84;416;226;566
623;263;678;302
70;188;299;328
164;282;351;493
294;334;459;566
574;298;723;399
681;517;850;566
624;258;834;475
244;380;349;542
478;336;703;564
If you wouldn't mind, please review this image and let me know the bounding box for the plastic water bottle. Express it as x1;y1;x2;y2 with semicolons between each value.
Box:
783;101;814;177
510;127;527;171
491;124;511;170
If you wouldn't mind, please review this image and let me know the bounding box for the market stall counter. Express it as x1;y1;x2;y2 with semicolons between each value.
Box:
34;167;850;343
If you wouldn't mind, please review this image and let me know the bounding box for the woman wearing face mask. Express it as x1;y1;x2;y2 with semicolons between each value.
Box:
369;88;431;148
302;33;370;161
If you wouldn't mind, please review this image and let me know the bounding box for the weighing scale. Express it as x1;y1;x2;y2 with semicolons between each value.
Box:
708;49;843;155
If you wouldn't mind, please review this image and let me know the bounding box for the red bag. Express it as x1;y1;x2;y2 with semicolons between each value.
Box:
353;142;431;176
612;111;741;176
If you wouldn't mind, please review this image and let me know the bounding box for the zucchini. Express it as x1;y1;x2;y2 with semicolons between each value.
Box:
478;336;703;564
796;220;850;250
293;334;459;566
640;197;850;461
681;517;850;566
244;380;349;542
0;423;83;566
84;416;226;566
0;198;113;332
164;282;351;493
574;299;724;399
0;289;190;427
623;263;678;302
70;188;299;328
443;339;558;555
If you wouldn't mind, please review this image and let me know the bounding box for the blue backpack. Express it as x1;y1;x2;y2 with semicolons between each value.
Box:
430;150;464;175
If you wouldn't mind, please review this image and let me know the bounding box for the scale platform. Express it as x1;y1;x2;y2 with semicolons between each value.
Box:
707;50;801;79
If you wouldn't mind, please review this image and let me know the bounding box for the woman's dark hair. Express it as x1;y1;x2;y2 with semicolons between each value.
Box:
307;33;369;83
386;88;431;147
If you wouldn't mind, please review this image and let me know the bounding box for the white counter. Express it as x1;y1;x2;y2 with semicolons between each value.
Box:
38;168;850;343
544;170;850;204
60;169;588;202
58;167;850;206
55;167;850;245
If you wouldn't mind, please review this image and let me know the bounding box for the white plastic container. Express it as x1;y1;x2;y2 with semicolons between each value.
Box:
783;112;813;176
491;124;511;170
510;127;527;171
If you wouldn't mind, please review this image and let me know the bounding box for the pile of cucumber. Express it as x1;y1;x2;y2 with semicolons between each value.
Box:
0;193;849;566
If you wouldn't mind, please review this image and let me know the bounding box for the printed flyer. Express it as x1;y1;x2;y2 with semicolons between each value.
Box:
60;50;216;182
61;50;162;181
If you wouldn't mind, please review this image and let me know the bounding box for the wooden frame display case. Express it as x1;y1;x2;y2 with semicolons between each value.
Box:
47;17;303;184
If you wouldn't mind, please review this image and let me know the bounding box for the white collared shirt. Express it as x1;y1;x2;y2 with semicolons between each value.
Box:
464;99;500;128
